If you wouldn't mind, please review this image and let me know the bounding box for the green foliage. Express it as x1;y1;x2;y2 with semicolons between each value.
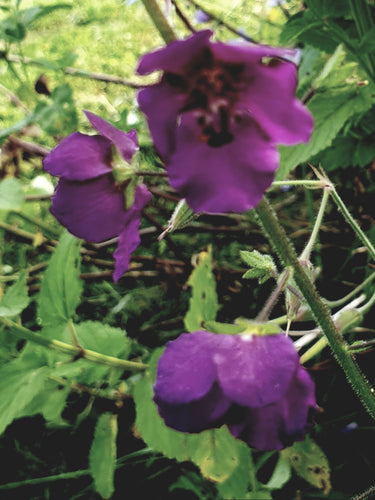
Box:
37;231;83;327
89;412;118;499
0;271;29;317
184;247;219;332
240;249;276;284
281;435;331;495
0;178;24;211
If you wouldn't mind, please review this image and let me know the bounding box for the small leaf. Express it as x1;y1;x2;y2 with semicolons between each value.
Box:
37;231;83;326
281;435;331;495
89;412;118;499
184;247;219;332
0;272;29;317
186;428;239;483
0;178;24;210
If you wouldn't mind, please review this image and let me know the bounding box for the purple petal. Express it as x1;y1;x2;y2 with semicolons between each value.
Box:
113;184;151;282
50;174;127;242
167;112;279;213
229;365;317;451
84;111;138;163
137;84;185;160
43;132;112;181
154;331;221;405
210;39;300;66
137;30;212;75
155;382;232;433
214;334;299;408
239;59;313;145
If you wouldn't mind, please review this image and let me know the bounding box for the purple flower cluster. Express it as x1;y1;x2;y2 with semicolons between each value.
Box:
137;30;313;213
154;330;317;450
43;112;151;282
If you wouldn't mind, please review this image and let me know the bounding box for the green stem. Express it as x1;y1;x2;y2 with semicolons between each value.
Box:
325;271;375;308
254;197;375;420
140;0;177;44
1;318;147;372
300;187;330;261
330;185;375;262
271;180;325;189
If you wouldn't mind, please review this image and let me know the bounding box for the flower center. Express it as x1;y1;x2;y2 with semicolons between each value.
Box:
164;51;244;148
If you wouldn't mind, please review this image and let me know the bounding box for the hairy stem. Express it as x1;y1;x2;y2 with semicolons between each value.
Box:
255;197;375;419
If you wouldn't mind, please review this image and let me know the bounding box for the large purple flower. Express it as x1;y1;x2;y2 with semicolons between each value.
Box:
137;30;313;214
43;111;151;282
154;331;318;451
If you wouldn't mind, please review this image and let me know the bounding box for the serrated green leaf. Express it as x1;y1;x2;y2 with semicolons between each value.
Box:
240;250;275;270
89;413;118;500
0;272;29;317
184;247;219;332
0;178;24;210
38;231;82;326
21;379;70;426
276;84;375;179
52;321;131;384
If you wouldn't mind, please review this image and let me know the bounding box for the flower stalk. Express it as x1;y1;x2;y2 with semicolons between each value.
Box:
254;197;375;420
140;0;177;44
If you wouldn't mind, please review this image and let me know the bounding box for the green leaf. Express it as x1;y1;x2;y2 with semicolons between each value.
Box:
53;321;131;384
89;412;118;500
37;231;83;326
203;320;245;335
276;83;375;180
281;435;331;495
133;355;189;462
184;247;219;332
240;250;276;284
0;272;29;317
216;442;252;499
21;379;70;426
0;355;51;436
0;178;24;210
186;428;239;483
264;455;291;490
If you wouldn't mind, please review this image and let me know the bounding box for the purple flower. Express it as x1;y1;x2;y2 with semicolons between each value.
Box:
43;111;151;282
137;30;313;214
153;330;318;450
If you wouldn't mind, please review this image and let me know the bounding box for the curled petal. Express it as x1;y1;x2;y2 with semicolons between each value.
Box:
113;184;151;282
50;174;127;242
43;132;112;181
84;111;138;163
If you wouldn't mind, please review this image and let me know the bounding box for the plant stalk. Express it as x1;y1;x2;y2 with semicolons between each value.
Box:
255;197;375;419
